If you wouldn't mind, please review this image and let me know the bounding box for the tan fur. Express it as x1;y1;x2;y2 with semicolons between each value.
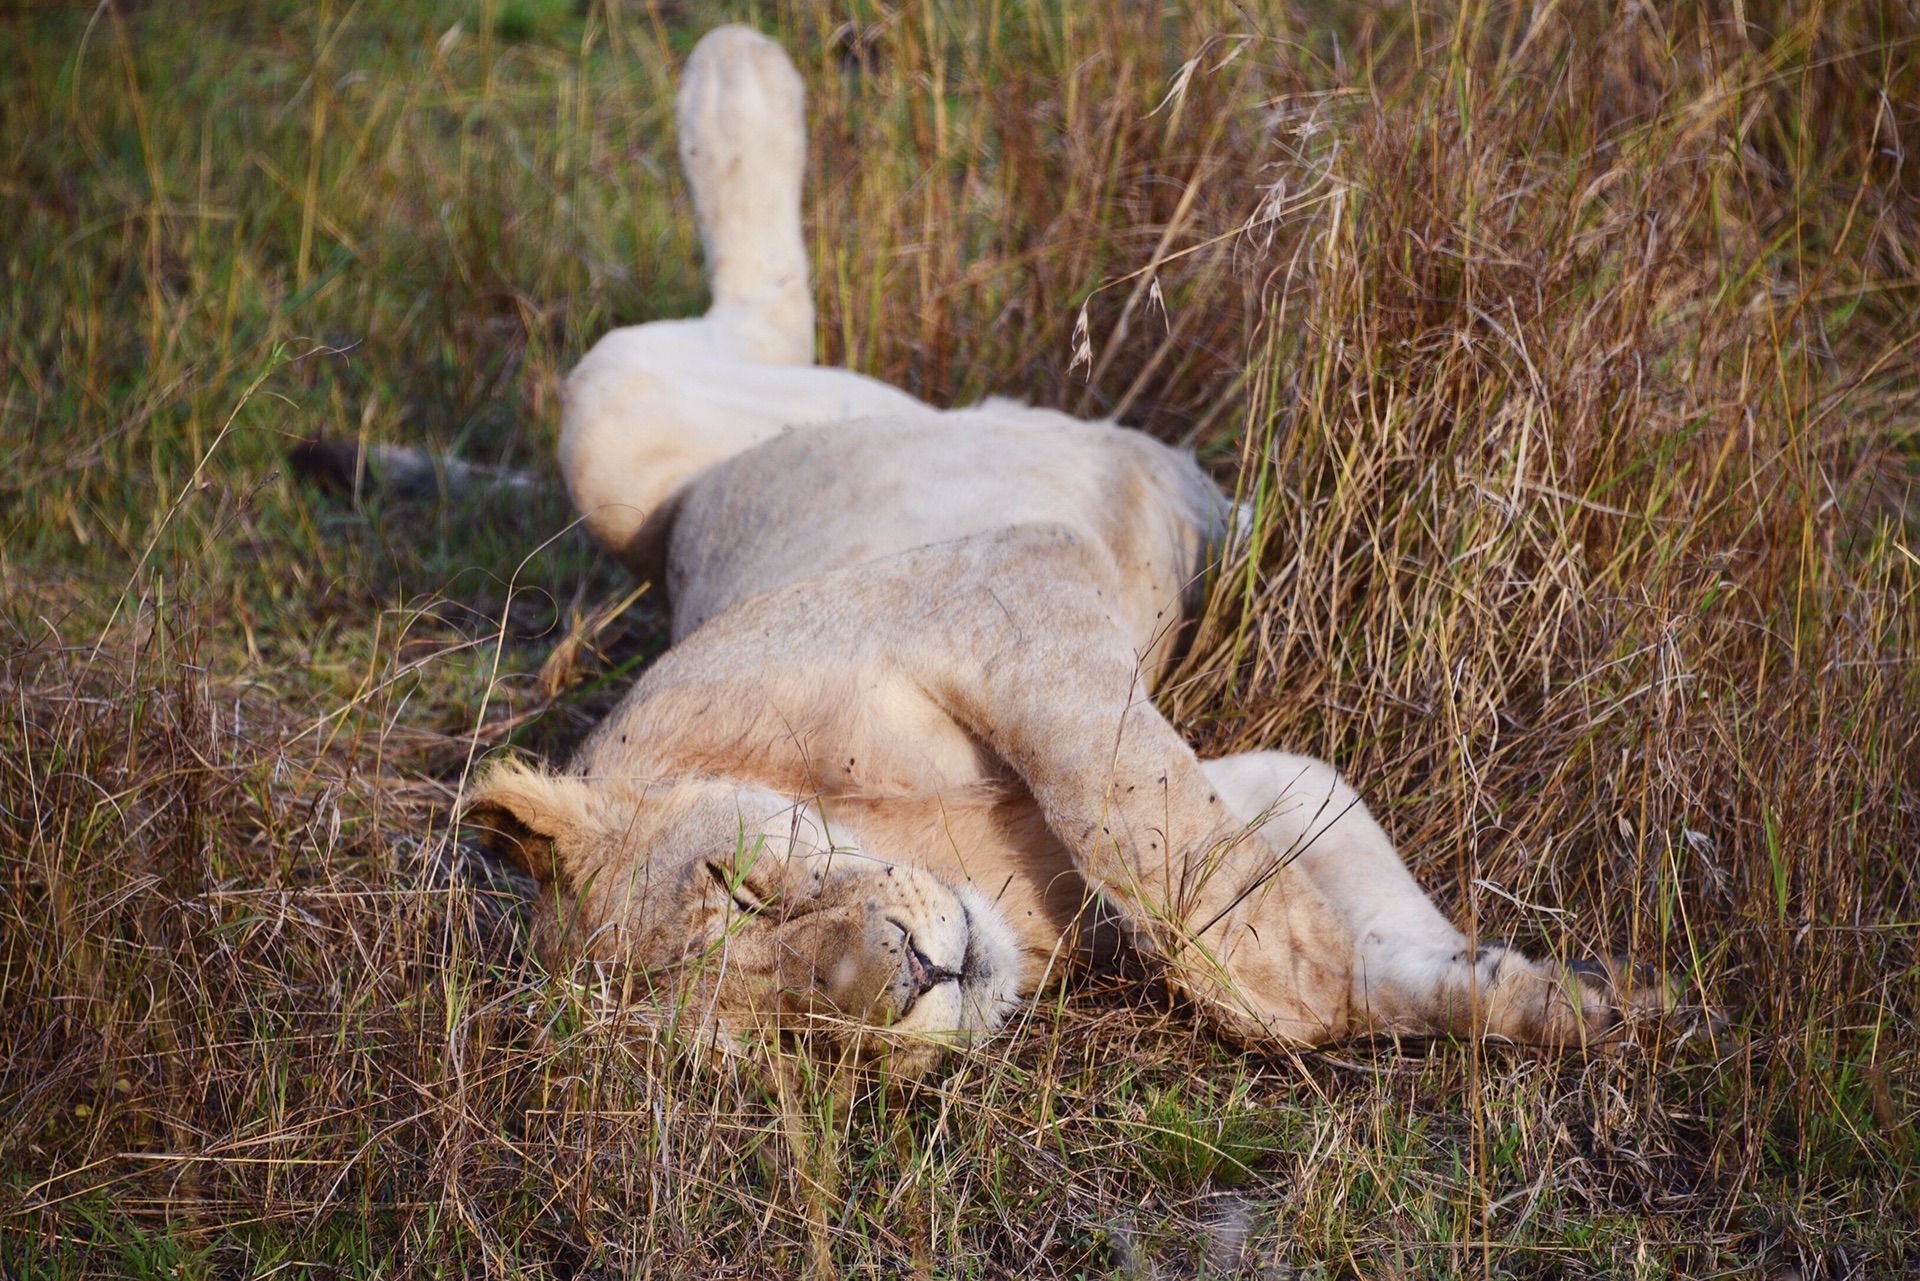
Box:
468;26;1670;1076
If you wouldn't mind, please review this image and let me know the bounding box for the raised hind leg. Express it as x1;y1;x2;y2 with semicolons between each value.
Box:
558;26;921;578
673;24;815;366
1200;752;1661;1044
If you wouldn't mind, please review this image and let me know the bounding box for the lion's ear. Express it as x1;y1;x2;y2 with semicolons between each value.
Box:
463;762;590;883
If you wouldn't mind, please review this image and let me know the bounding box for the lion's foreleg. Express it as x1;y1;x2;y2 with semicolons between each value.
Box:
1202;751;1659;1045
905;537;1359;1044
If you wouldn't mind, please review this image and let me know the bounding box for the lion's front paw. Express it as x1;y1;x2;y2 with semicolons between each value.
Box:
1560;955;1720;1045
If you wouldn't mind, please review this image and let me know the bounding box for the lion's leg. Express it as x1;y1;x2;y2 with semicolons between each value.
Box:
1199;752;1642;1044
559;31;929;580
676;25;815;365
1171;839;1361;1045
888;530;1645;1047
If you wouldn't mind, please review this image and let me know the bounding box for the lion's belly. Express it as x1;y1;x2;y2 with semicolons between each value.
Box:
666;411;1225;674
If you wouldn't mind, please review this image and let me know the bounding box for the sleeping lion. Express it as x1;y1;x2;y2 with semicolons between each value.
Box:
468;25;1668;1077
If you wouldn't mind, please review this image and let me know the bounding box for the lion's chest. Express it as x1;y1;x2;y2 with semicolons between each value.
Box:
802;671;998;795
594;662;994;792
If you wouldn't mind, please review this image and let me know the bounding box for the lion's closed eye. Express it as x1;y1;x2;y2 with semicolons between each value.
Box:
706;860;771;916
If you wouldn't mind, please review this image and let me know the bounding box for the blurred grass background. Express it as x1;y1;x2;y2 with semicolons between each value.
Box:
2;0;1917;1275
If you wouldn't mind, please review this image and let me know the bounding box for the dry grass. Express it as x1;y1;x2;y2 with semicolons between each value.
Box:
2;0;1917;1275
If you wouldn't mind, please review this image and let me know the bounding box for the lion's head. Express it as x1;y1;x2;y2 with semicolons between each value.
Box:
466;760;1025;1075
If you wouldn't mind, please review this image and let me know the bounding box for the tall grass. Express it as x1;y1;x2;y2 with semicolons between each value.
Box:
2;0;1916;1275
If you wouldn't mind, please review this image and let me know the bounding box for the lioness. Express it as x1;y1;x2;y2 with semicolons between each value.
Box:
469;26;1666;1076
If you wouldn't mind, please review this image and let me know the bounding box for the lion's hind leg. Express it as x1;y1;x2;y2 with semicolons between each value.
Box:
1200;752;1662;1045
676;25;815;365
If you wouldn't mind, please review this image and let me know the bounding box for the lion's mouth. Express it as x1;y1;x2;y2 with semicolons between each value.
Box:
892;922;963;1018
902;940;963;1009
891;901;1001;1021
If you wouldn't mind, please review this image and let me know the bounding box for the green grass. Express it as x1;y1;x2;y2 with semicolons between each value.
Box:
3;0;1917;1275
